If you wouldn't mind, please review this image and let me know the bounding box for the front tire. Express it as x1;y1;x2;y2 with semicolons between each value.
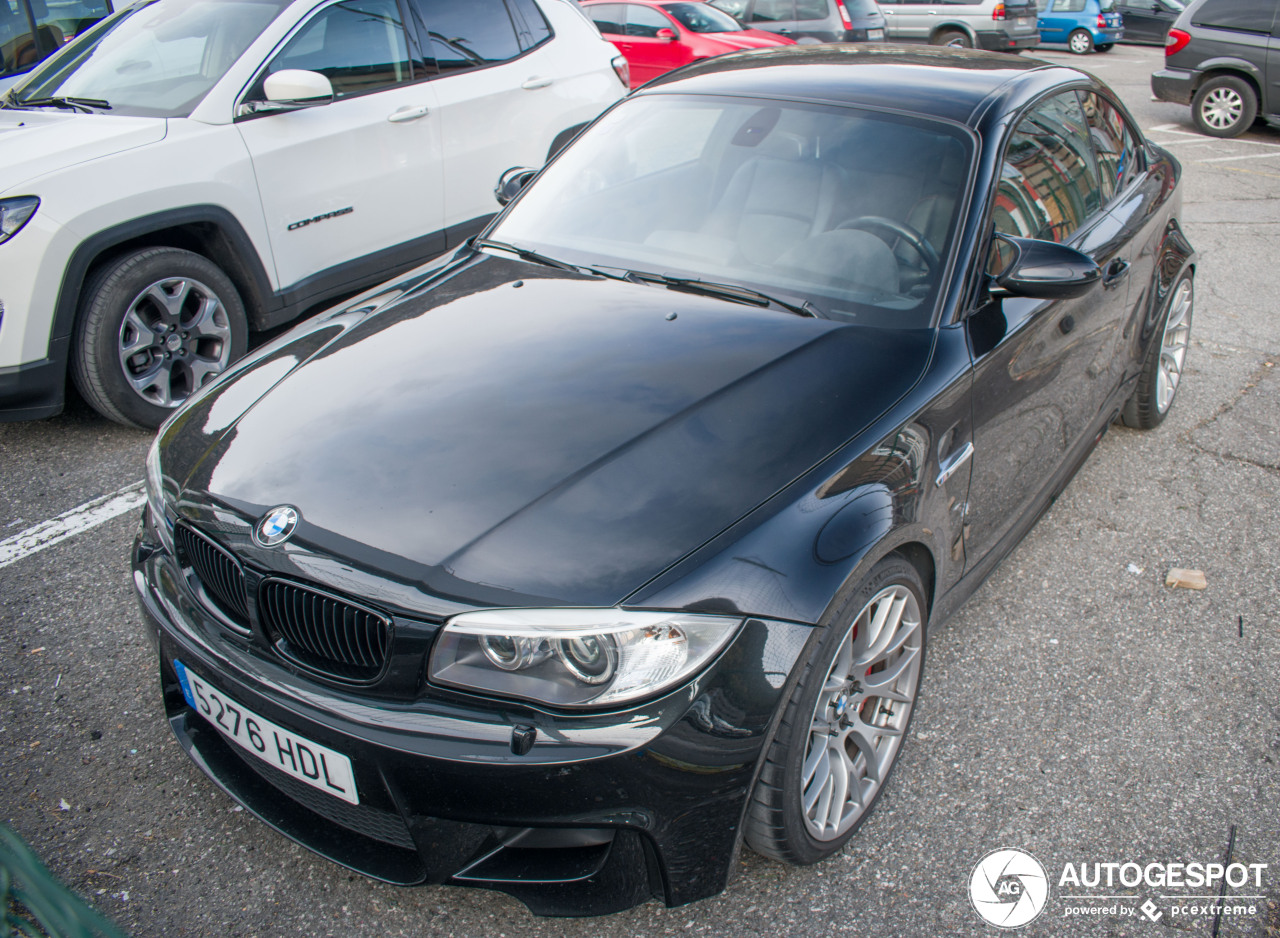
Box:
1192;75;1257;138
71;248;247;430
1068;29;1094;54
745;556;926;864
1121;271;1193;430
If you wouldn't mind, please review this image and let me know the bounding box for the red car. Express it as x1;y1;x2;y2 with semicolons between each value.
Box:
581;0;795;88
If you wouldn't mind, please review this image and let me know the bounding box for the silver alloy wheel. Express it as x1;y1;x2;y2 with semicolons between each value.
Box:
1068;30;1092;53
1156;277;1193;414
1199;86;1244;132
801;584;923;841
117;276;233;408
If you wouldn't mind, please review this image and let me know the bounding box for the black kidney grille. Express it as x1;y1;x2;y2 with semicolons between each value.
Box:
258;579;390;682
176;524;249;625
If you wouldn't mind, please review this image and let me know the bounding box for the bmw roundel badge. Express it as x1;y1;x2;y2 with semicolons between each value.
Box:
254;505;299;547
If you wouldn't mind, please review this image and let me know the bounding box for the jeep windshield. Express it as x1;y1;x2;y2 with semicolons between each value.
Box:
9;0;290;118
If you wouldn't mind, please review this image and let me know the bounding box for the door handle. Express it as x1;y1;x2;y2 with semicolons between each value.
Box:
387;104;429;123
936;441;974;487
1103;258;1131;289
521;76;554;90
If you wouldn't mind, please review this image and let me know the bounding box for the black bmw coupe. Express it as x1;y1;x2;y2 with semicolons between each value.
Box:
134;46;1195;916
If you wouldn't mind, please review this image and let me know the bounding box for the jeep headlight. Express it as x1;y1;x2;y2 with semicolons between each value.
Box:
428;609;741;708
0;197;39;244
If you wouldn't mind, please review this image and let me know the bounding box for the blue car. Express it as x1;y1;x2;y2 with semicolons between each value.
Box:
1037;0;1124;52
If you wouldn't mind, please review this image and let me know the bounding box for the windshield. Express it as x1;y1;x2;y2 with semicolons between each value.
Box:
492;94;973;328
660;2;745;31
13;0;289;117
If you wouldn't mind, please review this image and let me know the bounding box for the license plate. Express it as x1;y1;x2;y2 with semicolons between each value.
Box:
174;659;359;805
868;28;885;39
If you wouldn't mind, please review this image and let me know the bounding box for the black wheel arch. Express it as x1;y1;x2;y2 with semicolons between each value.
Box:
1191;63;1263;104
35;206;277;413
1138;219;1196;350
931;24;977;45
52;205;276;349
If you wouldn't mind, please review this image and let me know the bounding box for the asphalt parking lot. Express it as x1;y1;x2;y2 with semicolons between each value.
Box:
2;43;1278;938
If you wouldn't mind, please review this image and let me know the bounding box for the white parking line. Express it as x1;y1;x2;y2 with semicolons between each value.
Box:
0;482;146;569
1197;151;1280;163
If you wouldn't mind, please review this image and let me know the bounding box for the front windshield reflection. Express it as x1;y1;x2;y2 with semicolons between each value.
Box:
16;0;289;117
493;94;974;328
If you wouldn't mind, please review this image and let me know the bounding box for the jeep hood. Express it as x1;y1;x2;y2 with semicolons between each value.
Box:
0;110;166;193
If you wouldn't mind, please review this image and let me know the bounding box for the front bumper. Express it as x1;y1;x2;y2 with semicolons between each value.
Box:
0;206;71;421
132;519;813;915
1152;66;1195;105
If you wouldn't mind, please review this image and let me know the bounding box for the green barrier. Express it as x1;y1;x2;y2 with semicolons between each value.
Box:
1;825;127;938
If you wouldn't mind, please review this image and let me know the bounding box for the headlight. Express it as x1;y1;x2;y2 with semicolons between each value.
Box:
0;197;39;245
145;439;174;553
428;609;742;708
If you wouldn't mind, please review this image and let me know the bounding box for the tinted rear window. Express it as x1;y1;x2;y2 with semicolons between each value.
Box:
1192;0;1277;32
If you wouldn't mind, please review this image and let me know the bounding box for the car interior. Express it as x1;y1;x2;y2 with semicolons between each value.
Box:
503;98;973;325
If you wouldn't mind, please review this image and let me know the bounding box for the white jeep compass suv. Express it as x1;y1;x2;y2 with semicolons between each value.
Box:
0;0;626;428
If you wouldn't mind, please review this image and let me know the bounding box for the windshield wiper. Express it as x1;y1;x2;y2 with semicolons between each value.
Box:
625;271;818;317
471;237;598;275
12;96;112;113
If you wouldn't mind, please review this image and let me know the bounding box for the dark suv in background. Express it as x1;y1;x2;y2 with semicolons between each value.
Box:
1151;0;1278;136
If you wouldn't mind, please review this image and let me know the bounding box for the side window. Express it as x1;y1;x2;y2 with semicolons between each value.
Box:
1191;0;1277;33
795;0;829;19
624;3;674;35
709;0;751;18
507;0;551;50
1057;0;1086;11
268;0;412;97
411;0;522;71
587;2;626;34
992;92;1103;249
1081;91;1138;201
751;0;796;22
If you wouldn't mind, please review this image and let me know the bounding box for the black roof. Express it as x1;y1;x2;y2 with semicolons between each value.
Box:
641;45;1077;127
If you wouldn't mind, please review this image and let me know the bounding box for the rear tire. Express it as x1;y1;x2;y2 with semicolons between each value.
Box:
745;556;926;864
1068;29;1094;53
71;247;247;430
1121;271;1193;430
1191;75;1257;138
931;28;972;48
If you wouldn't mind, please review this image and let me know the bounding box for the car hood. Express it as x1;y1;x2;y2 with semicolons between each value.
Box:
0;110;166;192
171;257;932;608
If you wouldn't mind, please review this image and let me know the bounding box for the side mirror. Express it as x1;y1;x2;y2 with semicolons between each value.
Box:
989;233;1101;300
655;27;677;40
263;69;335;107
494;166;537;206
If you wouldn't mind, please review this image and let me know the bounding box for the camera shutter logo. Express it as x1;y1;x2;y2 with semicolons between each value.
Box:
969;848;1050;928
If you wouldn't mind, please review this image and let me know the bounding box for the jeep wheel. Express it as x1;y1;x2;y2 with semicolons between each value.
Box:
71;248;247;430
